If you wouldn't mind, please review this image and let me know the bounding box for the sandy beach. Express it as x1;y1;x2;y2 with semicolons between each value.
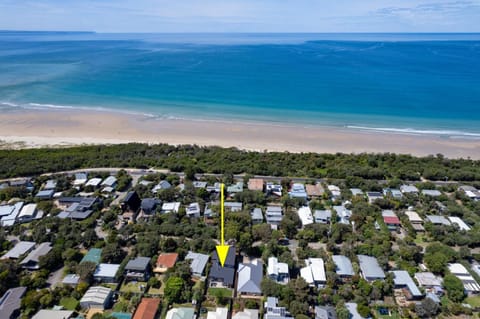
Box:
0;109;479;159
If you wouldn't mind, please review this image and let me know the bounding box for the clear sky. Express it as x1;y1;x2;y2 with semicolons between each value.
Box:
0;0;479;33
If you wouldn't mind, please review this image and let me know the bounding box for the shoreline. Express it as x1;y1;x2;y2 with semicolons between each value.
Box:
0;108;480;158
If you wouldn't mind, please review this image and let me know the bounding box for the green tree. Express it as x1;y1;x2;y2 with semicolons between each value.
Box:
415;297;439;318
164;276;185;303
357;304;371;318
77;261;97;282
443;274;465;302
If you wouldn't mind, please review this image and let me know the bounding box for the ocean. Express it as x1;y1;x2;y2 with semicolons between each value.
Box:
1;32;480;138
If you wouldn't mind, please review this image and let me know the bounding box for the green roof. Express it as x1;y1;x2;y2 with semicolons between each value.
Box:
80;248;102;265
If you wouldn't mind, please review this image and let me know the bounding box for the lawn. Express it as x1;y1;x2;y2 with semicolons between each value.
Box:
60;297;79;310
466;296;480;308
207;287;232;298
120;281;148;294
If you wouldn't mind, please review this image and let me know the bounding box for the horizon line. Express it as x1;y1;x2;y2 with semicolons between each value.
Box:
2;30;480;35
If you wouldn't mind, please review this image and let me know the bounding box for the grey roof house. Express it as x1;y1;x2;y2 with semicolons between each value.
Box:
0;286;27;319
125;257;151;281
251;208;263;224
20;242;52;270
1;241;35;260
332;255;354;279
315;306;337;319
314;210;331;224
391;270;423;300
80;286;112;310
357;255;385;282
185;251;209;277
237;259;263;296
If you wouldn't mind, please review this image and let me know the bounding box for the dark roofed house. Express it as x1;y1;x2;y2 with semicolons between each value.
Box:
58;197;98;220
9;179;34;192
141;198;160;215
209;246;236;288
125;257;151;282
122;191;141;213
0;287;27;319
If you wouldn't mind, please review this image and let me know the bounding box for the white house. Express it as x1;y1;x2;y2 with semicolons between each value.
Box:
297;206;313;227
267;257;289;284
300;258;326;288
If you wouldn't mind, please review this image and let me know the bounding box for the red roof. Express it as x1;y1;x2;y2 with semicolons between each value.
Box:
133;298;160;319
383;216;401;224
156;253;178;268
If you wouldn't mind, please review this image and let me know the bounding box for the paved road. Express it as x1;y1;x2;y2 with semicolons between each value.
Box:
0;166;462;187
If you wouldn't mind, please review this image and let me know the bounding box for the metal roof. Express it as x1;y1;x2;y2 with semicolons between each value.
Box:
391;270;423;297
357;255;385;280
62;274;80;285
102;176;117;187
426;215;451;225
18;203;37;218
300;258;326;285
267;257;289;277
80;286;112;304
251;208;263;221
422;189;442;196
297;206;314;226
314;210;331;221
166;308;195;319
400;185;419;193
448;217;471;231
185;251;209;276
32;310;74;319
81;248;103;265
332;255;354;277
126;257;151;271
94;263;120;278
414;272;443;287
1;241;35;259
232;309;259;319
0;286;27;319
207;307;228;319
20;242;52;268
209;247;236;286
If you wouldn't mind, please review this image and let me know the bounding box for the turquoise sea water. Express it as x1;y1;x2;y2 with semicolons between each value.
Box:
1;32;480;137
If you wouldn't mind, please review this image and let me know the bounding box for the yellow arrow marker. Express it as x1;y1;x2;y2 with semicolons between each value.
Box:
215;183;230;267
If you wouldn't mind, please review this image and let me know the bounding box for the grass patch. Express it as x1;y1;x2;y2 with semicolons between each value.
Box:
414;235;427;245
120;281;148;294
60;297;79;310
148;286;162;295
207;287;232;298
466;296;480;308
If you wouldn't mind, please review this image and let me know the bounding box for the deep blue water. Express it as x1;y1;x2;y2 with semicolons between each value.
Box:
1;32;480;137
